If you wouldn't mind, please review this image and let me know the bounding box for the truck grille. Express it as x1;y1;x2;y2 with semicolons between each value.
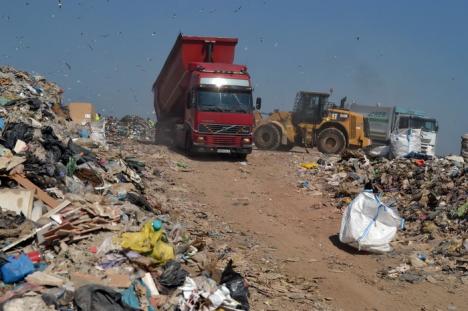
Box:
199;123;249;135
205;135;240;146
421;138;431;144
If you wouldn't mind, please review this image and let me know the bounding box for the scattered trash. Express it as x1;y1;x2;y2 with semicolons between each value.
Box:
120;220;175;264
25;271;65;287
0;254;35;284
300;162;318;170
159;260;189;288
368;145;390;158
74;284;137;311
105;115;155;142
221;260;250;311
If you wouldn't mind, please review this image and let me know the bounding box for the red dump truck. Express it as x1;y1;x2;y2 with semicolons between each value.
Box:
152;34;261;159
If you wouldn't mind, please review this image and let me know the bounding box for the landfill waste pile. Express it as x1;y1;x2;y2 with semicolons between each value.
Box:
295;149;467;284
0;66;63;106
105;115;155;142
0;66;330;310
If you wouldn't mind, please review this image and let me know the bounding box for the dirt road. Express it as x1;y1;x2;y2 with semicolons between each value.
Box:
145;145;466;310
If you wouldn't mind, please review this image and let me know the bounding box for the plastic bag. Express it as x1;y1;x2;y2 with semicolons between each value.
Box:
339;191;403;253
90;120;107;147
368;145;390;158
159;260;188;288
300;162;318;170
0;254;35;284
390;128;421;158
120;221;174;264
220;260;249;311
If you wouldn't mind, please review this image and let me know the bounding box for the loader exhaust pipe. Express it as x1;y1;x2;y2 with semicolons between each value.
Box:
340;96;347;109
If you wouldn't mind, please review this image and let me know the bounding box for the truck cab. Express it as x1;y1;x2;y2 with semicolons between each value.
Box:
184;63;257;156
395;114;438;155
350;104;439;156
153;35;259;159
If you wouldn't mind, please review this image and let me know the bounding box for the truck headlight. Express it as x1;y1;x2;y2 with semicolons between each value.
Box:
196;136;205;142
242;137;251;144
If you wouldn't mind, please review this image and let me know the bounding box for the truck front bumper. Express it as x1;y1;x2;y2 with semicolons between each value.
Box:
192;144;252;154
192;133;253;154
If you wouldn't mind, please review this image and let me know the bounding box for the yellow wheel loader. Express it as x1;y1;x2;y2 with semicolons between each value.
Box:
254;91;372;154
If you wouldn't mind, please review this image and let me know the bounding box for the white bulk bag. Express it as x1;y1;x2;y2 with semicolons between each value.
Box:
390;128;422;158
339;191;403;253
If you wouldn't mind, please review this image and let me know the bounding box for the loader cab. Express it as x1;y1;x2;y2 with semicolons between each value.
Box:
292;91;330;125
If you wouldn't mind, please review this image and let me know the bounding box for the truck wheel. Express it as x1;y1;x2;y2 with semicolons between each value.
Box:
254;124;281;150
317;128;346;154
184;132;194;156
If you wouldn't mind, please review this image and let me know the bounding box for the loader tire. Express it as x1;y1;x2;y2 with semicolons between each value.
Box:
254;124;281;150
317;128;346;154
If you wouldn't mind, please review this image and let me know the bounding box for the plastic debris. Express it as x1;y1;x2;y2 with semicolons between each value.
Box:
120;221;175;264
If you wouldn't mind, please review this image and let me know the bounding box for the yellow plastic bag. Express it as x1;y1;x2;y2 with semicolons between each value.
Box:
120;221;174;264
300;162;318;170
152;240;175;264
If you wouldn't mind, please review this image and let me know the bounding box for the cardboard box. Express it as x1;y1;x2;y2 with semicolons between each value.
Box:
67;102;96;124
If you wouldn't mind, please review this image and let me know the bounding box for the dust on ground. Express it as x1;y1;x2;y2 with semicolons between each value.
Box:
134;144;467;311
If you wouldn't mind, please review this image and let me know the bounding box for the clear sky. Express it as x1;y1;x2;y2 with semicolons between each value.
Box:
1;0;467;154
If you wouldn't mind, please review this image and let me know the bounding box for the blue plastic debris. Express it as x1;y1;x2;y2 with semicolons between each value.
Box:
0;254;35;284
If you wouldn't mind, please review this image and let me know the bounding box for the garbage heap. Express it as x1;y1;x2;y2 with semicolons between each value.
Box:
0;66;63;106
105;115;155;142
296;150;467;283
0;67;252;311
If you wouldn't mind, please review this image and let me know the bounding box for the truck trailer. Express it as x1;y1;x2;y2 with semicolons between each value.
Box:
152;34;260;159
349;104;438;155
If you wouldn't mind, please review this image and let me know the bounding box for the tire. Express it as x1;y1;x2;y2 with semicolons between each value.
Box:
254;124;281;150
184;132;194;156
317;128;346;154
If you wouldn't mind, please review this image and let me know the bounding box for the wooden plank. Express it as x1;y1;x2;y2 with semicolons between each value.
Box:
10;174;60;209
2;222;53;252
40;200;72;219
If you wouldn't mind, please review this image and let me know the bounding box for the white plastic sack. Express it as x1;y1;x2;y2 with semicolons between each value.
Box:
390;128;421;158
90;120;107;146
368;145;390;158
339;191;403;253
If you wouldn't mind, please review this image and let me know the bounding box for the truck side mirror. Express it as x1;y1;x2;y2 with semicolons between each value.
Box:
255;97;262;110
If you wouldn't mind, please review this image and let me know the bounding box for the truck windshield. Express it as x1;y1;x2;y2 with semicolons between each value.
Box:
197;90;253;113
399;117;437;132
411;118;437;132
